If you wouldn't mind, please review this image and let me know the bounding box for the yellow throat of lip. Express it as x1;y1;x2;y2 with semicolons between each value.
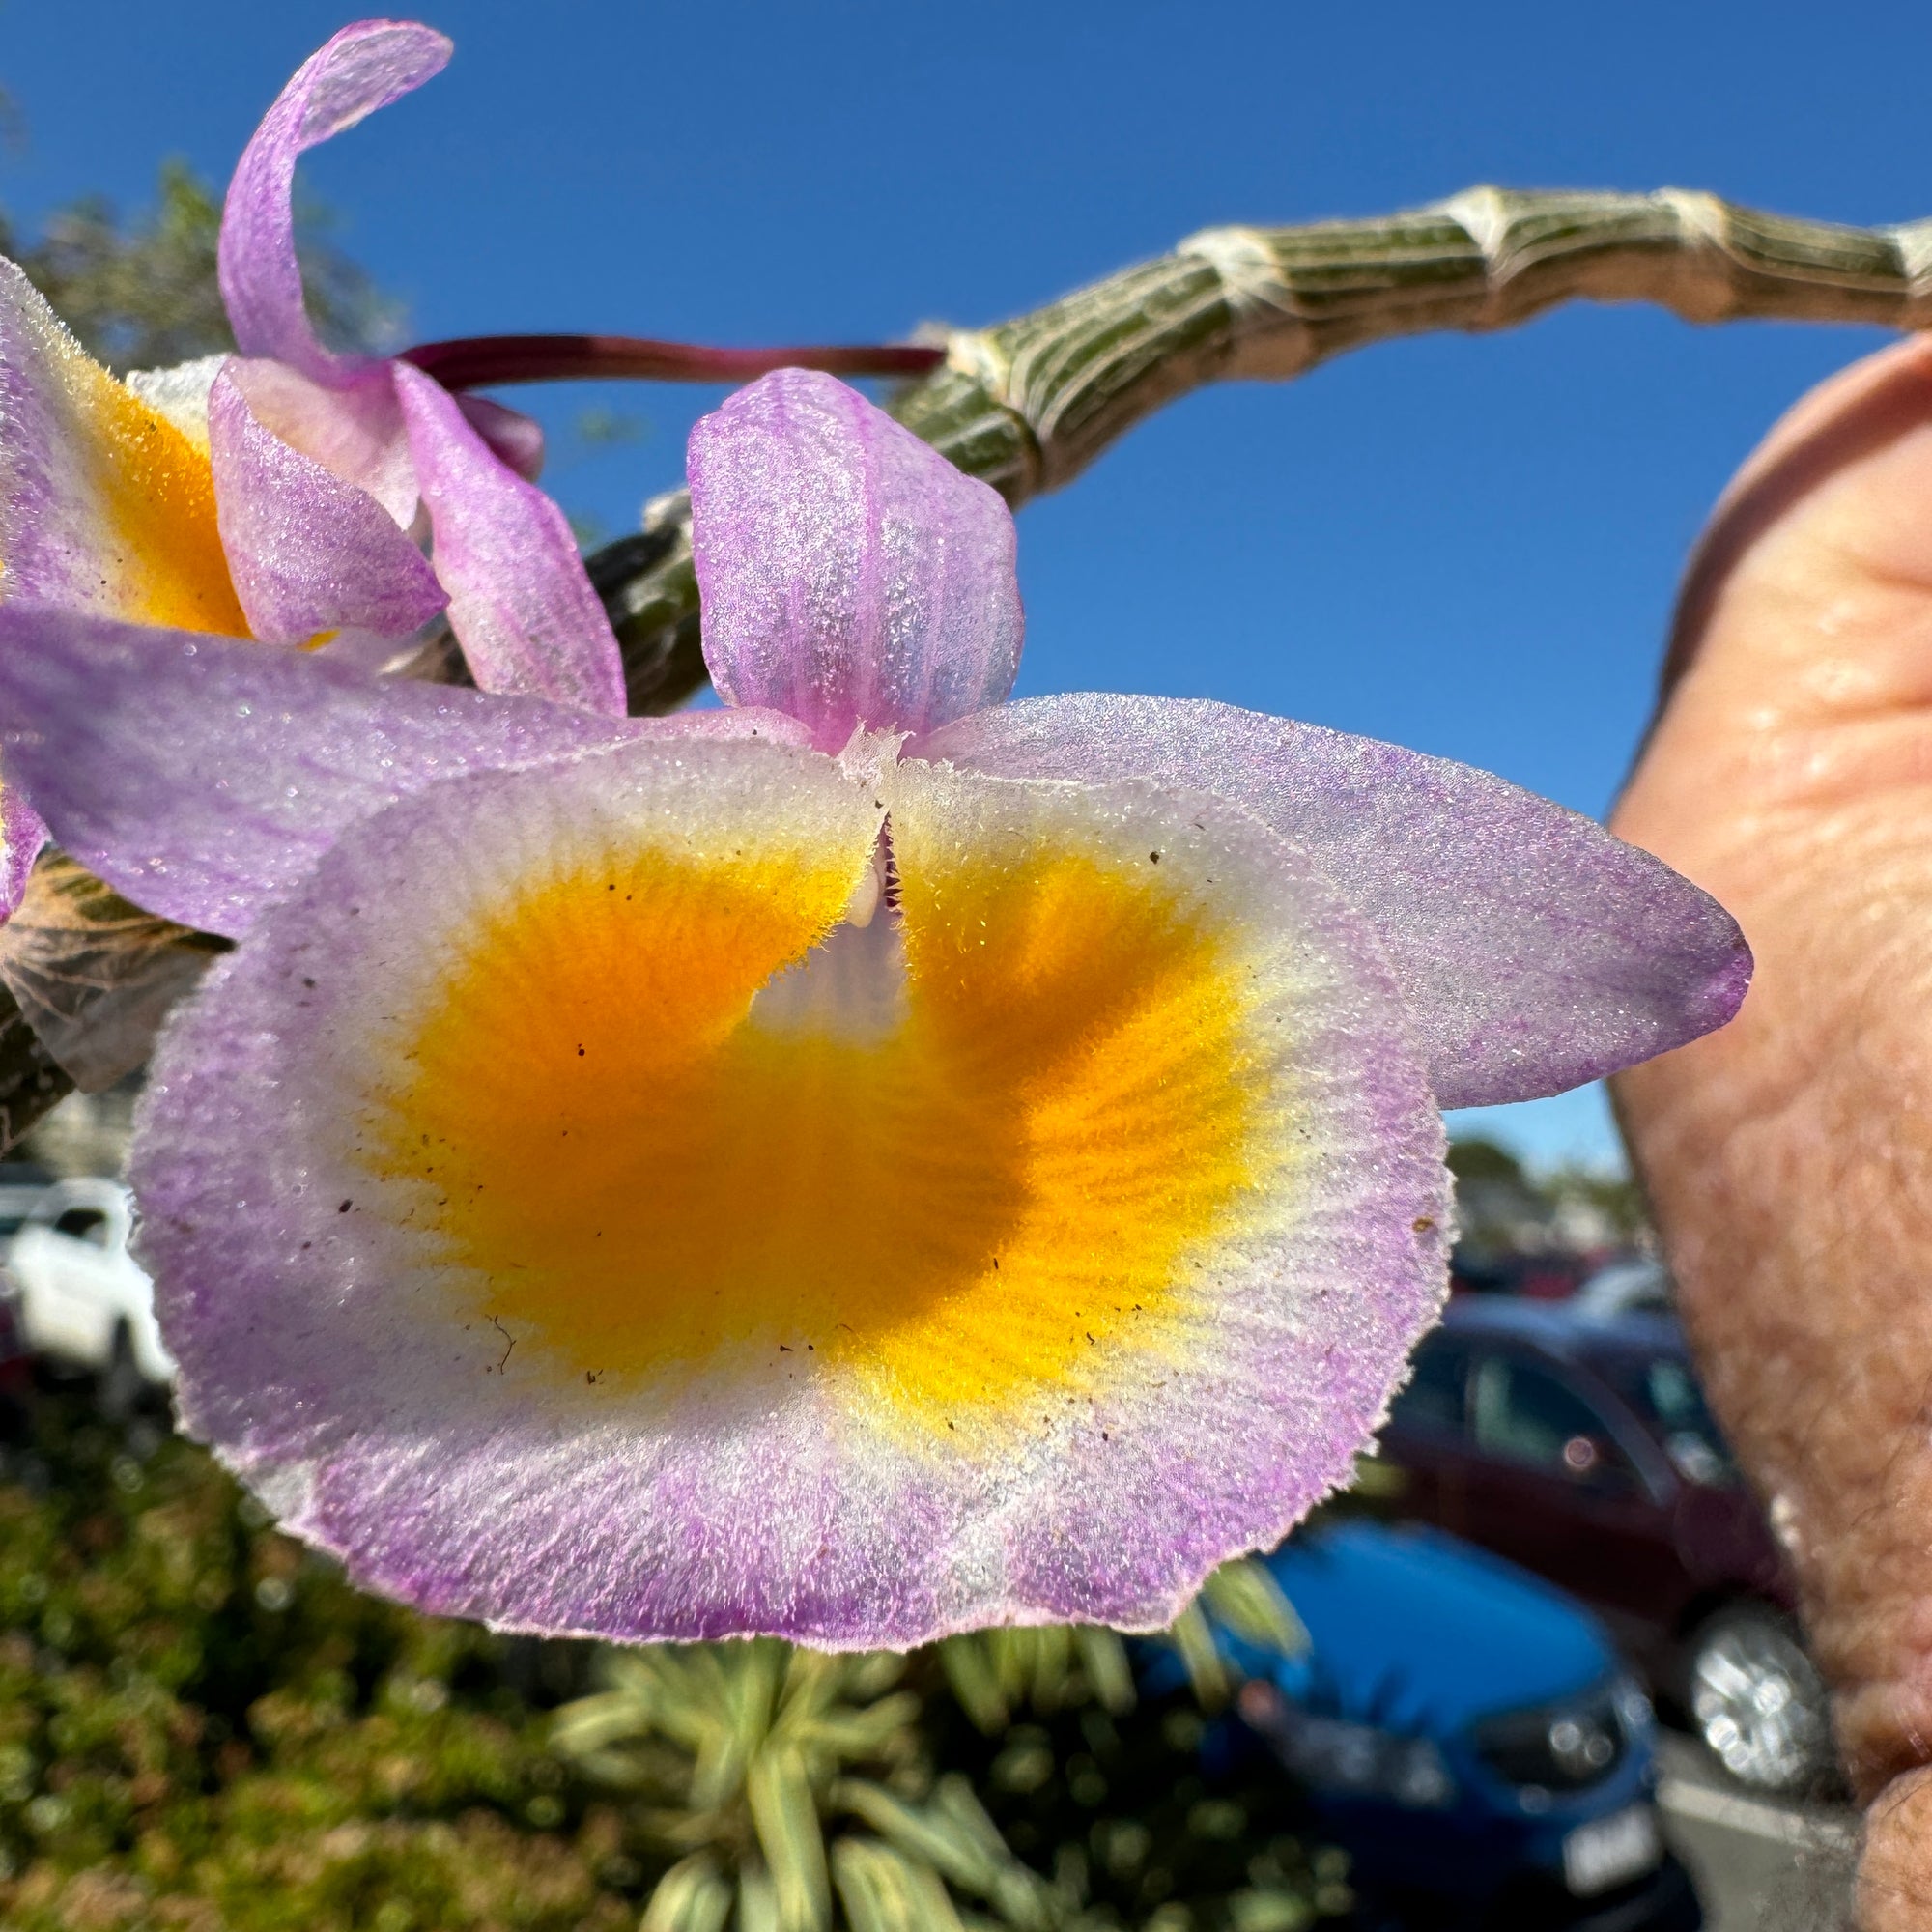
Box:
5;336;249;637
364;823;1274;1435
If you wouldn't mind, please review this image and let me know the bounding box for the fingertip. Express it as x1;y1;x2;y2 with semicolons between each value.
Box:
1860;1763;1932;1930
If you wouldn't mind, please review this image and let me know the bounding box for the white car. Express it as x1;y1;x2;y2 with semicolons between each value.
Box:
7;1178;173;1394
1573;1257;1673;1318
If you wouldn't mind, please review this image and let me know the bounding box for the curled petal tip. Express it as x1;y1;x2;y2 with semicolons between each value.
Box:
220;19;452;384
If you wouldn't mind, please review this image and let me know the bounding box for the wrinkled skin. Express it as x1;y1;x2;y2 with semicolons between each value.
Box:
1613;335;1932;1928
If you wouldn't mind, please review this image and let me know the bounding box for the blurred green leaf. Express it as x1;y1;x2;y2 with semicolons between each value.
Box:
748;1742;832;1932
645;1851;735;1932
1198;1561;1309;1662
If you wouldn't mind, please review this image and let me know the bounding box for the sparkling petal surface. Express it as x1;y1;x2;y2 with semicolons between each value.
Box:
222;356;417;526
455;392;546;482
0;606;807;938
208;366;446;645
125;355;226;451
0;793;43;923
396;366;627;715
923;694;1751;1108
132;746;1446;1645
219;18;450;384
689;369;1022;748
0;259;246;636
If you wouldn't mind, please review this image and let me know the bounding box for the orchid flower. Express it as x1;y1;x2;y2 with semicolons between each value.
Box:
0;369;1747;1647
0;20;626;1082
208;17;623;712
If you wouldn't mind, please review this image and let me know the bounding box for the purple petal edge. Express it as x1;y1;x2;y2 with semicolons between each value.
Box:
0;793;45;923
688;368;1022;749
219;20;451;384
922;693;1752;1109
0;603;807;939
396;365;628;716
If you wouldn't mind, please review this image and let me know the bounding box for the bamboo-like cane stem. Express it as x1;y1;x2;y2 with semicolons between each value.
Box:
597;185;1932;712
897;187;1932;500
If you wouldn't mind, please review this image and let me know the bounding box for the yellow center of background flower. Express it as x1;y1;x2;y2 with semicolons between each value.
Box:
5;322;248;636
368;808;1279;1437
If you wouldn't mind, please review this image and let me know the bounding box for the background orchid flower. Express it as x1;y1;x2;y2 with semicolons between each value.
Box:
0;16;630;1094
0;235;490;1087
212;16;624;713
0;369;1746;1649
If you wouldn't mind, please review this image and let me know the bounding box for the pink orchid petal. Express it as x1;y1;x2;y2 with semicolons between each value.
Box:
395;364;627;715
0;604;806;938
208;366;446;645
455;392;547;482
923;694;1751;1110
129;747;1445;1644
219;19;451;384
688;369;1023;749
223;356;417;525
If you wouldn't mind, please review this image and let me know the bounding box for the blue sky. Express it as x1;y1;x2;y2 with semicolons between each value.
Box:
3;0;1921;1170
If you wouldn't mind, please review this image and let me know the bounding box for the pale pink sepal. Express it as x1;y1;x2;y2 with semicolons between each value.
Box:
0;605;804;939
688;369;1022;750
208;366;446;645
394;366;627;716
455;392;546;482
222;355;418;526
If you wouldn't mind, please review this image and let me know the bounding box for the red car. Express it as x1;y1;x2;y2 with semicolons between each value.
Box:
1377;1297;1834;1793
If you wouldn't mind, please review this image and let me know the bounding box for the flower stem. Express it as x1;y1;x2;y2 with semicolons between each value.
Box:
399;334;945;389
592;185;1932;715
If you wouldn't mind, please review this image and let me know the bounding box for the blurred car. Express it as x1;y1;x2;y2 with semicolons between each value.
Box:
1377;1298;1832;1793
0;1161;53;1248
0;1270;35;1407
8;1178;171;1402
1162;1519;1700;1930
1572;1260;1673;1319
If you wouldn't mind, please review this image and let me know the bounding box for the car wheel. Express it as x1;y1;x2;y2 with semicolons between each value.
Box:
1686;1605;1835;1795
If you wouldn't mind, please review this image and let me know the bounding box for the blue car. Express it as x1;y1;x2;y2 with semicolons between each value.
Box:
1171;1520;1702;1930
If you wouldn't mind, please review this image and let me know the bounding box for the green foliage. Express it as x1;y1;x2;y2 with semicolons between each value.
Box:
0;159;392;373
0;1391;634;1930
554;1575;1343;1932
1447;1132;1650;1255
1442;1138;1527;1191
